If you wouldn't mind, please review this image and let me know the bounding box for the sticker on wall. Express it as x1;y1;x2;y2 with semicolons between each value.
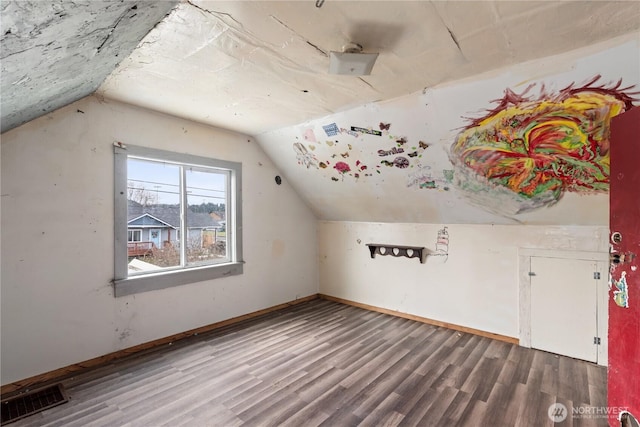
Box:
379;122;391;131
323;123;340;137
334;161;351;175
450;76;638;216
378;147;404;157
294;121;433;182
351;126;382;136
613;271;629;308
303;128;317;143
340;128;360;138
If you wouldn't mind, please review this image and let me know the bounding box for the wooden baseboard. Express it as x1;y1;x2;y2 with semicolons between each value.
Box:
319;294;519;345
2;292;518;397
0;294;320;398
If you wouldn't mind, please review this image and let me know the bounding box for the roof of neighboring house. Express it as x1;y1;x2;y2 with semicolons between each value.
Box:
127;200;220;229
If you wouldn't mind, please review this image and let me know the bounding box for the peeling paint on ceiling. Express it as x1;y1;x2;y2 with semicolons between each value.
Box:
0;0;178;133
1;1;639;137
98;0;640;136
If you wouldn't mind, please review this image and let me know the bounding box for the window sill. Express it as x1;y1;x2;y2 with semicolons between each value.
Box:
113;262;243;297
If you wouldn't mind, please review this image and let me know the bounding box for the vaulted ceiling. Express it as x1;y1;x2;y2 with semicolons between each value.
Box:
2;1;640;135
0;1;178;133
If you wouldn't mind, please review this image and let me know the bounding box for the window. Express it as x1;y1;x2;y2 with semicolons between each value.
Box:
128;229;142;242
114;144;243;296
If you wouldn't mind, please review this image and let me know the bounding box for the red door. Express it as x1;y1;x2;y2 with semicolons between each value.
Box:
609;106;640;425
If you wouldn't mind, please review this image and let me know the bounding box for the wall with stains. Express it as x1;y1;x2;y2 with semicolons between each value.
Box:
319;221;608;339
0;97;318;385
256;36;639;225
254;35;638;347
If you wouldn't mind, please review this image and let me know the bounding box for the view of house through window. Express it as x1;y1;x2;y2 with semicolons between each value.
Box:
126;157;229;275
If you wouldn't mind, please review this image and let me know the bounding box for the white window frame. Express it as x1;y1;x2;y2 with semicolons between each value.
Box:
114;144;243;297
128;229;142;242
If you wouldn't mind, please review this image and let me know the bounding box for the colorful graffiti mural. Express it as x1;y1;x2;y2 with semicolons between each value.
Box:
450;76;637;214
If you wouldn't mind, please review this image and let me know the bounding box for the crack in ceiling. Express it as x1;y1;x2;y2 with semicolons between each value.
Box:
1;1;639;136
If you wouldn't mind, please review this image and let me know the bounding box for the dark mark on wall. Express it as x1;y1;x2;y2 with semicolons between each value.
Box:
77;109;85;114
331;177;339;181
379;122;391;131
351;126;382;136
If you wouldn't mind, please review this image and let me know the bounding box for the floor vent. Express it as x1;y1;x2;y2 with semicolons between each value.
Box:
1;384;68;424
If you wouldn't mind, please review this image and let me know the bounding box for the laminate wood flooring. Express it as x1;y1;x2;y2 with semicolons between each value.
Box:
7;299;607;427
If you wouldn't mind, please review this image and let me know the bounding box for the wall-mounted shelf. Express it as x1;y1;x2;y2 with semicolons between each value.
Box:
366;244;426;264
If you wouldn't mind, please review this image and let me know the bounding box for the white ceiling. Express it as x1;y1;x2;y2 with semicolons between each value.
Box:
98;0;640;136
2;1;639;136
0;0;178;133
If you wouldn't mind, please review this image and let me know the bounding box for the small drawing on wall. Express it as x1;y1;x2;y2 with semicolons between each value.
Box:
432;226;449;261
450;76;638;216
293;142;318;169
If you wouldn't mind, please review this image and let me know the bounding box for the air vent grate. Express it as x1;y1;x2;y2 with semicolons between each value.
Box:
1;384;68;424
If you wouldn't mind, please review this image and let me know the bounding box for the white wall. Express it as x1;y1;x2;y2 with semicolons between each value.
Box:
0;97;319;385
319;221;608;339
256;35;639;225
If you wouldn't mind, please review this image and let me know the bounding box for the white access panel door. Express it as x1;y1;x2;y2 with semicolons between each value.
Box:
530;257;598;363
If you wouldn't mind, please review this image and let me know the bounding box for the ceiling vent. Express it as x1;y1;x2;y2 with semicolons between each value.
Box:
329;43;379;76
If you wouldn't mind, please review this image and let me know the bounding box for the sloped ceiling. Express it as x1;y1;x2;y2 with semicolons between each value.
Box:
0;0;178;133
98;0;640;136
2;1;639;136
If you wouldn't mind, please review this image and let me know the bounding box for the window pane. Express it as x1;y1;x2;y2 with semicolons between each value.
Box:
185;168;228;266
127;158;181;273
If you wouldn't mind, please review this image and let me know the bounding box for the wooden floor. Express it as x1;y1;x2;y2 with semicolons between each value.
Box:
9;299;607;427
